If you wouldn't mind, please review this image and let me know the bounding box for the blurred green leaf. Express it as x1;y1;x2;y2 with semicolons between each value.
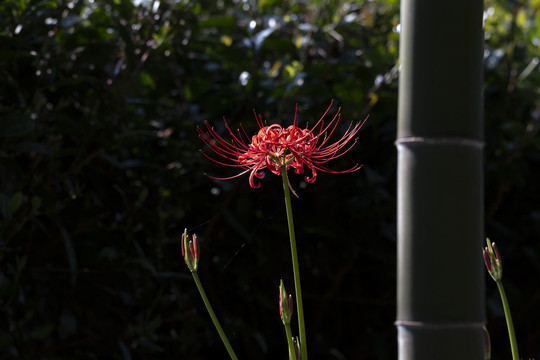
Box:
7;192;23;215
59;226;77;286
0;113;34;137
199;15;236;28
31;196;42;214
139;71;155;89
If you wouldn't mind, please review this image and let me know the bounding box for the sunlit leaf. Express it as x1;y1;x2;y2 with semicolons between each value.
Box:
253;27;276;51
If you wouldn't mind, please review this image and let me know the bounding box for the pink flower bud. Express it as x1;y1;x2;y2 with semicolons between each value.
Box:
483;238;502;281
279;280;293;325
181;229;199;272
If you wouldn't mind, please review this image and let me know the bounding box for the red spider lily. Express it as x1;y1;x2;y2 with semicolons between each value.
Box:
198;101;367;188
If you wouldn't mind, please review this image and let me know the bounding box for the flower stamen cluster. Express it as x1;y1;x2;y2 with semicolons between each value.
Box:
198;101;367;188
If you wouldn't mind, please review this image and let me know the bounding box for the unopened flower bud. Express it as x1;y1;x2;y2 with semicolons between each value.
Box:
483;238;502;281
483;326;491;360
291;336;301;360
279;280;293;325
181;228;199;272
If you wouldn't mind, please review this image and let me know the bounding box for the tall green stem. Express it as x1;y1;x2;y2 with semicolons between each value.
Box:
284;323;297;360
495;280;519;360
280;166;308;360
191;272;239;360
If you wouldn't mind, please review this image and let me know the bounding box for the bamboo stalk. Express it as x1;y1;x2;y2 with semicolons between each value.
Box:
396;0;485;358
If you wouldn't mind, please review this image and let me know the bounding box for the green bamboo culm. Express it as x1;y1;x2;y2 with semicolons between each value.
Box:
396;0;485;358
280;166;308;360
191;272;239;360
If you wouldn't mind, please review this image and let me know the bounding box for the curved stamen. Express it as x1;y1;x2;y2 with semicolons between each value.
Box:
198;102;366;188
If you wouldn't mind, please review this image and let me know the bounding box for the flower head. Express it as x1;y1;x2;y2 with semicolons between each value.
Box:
483;238;502;281
181;228;199;272
198;101;366;188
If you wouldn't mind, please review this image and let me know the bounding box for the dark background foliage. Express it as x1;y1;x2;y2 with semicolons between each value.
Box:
0;0;538;359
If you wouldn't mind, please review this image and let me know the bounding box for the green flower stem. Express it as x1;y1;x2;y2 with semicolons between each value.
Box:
495;280;519;360
280;167;308;360
284;323;297;360
191;272;239;360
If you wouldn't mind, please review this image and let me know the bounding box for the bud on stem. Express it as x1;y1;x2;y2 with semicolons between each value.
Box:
483;238;502;281
181;228;199;272
279;280;294;325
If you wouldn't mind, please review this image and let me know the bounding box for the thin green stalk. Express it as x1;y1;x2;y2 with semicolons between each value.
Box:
495;280;519;360
280;167;308;360
284;323;297;360
191;272;239;360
